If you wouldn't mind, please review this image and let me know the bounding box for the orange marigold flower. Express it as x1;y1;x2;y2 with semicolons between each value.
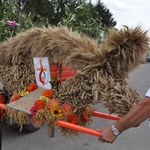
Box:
42;89;53;98
68;114;78;124
62;103;72;116
48;99;60;109
82;112;89;122
34;100;46;109
27;83;38;92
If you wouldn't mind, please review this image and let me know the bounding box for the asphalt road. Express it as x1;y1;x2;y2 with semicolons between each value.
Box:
1;63;150;150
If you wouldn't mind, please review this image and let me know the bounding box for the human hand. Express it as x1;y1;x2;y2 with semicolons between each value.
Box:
97;126;117;143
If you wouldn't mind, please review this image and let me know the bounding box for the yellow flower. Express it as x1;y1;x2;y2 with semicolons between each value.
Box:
39;96;49;102
19;91;29;97
50;108;63;117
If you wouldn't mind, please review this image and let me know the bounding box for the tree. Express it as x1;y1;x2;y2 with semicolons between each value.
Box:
49;0;84;25
18;0;52;22
59;2;107;42
0;0;48;41
18;0;116;27
19;0;84;25
93;0;116;27
17;0;116;40
0;0;117;42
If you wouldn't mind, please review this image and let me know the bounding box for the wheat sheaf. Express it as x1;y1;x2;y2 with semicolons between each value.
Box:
0;25;149;116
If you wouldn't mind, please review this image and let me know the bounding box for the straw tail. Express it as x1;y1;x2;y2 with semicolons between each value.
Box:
0;26;149;78
100;26;149;79
0;26;104;71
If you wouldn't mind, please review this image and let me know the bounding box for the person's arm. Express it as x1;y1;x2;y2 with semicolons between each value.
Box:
115;96;150;132
98;96;150;143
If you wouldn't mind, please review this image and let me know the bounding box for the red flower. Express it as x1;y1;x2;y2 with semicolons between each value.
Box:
62;103;72;116
34;100;46;109
84;106;90;112
30;106;38;115
42;89;53;98
10;93;21;103
82;112;89;122
27;83;38;92
56;79;62;84
68;114;78;124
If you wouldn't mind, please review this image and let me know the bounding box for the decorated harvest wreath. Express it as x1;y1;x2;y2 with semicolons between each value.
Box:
0;25;149;135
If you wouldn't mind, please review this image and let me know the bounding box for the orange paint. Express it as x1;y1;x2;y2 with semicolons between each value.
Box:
57;120;100;137
92;111;120;121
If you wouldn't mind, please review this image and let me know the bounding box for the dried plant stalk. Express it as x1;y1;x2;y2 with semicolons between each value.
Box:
0;26;149;135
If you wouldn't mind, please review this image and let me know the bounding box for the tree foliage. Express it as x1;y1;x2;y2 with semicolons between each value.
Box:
94;0;116;27
0;0;117;42
59;1;114;42
59;2;105;41
17;0;116;28
18;0;84;25
0;0;48;41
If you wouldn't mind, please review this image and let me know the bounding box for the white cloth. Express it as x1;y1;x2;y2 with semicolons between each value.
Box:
145;88;150;128
145;88;150;97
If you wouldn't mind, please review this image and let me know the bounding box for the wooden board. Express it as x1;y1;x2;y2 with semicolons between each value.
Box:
6;87;45;115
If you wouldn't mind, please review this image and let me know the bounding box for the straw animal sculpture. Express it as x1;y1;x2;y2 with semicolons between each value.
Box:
0;25;149;118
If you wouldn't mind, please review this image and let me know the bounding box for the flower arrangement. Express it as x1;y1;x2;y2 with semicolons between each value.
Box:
9;81;95;136
26;82;95;135
29;88;91;126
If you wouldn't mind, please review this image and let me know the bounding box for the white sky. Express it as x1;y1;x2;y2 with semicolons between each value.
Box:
91;0;150;33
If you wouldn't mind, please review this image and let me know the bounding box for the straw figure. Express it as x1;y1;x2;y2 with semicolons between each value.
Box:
0;26;149;129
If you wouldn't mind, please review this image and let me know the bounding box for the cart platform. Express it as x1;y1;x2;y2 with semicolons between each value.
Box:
6;87;45;115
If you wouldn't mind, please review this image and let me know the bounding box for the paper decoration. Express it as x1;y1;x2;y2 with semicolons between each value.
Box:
33;57;51;89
